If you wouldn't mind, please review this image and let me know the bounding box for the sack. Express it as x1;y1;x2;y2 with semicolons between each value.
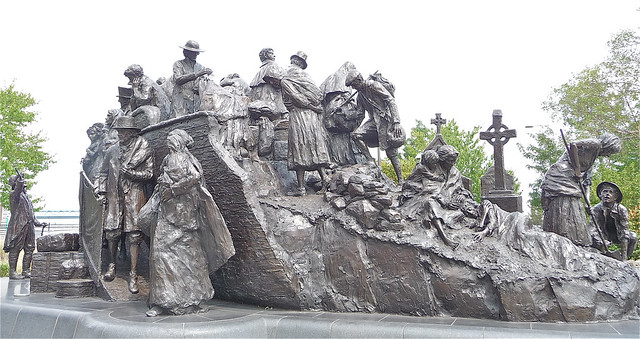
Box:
387;124;406;148
368;71;395;97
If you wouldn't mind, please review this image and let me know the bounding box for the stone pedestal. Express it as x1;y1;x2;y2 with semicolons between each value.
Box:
482;192;523;213
481;166;523;212
56;279;95;298
31;251;83;293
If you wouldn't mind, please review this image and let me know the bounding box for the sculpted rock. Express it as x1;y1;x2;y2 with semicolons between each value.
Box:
37;233;80;252
79;111;640;322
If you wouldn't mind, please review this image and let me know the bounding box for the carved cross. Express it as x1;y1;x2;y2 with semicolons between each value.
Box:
479;110;516;191
431;113;446;135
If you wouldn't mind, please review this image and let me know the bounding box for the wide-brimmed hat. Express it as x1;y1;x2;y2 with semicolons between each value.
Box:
180;40;205;52
290;51;308;69
117;86;132;98
112;116;140;130
596;181;623;203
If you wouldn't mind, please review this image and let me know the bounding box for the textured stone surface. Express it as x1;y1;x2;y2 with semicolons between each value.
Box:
55;279;95;298
31;252;83;293
36;233;80;252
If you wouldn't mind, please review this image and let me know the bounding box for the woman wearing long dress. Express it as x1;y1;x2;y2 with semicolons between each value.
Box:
140;129;235;317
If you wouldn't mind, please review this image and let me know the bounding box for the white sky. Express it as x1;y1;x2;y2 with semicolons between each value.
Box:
1;0;638;211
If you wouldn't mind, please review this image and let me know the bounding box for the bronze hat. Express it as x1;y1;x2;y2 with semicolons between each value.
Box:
117;86;132;98
596;181;623;203
180;40;205;52
112;116;140;131
290;51;308;69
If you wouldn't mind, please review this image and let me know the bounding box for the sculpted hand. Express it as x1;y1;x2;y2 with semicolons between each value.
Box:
391;122;403;138
473;228;489;242
198;68;213;77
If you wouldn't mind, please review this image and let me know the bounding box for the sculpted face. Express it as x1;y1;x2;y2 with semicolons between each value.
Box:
116;128;137;143
184;49;199;61
600;186;617;204
441;154;458;169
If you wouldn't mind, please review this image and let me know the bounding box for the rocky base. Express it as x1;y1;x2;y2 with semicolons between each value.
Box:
77;113;640;322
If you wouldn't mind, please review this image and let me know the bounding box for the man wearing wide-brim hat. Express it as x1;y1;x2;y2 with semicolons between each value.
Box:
591;181;637;261
97;115;153;293
171;40;213;117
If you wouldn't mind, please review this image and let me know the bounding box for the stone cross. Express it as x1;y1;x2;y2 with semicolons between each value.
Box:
479;110;516;191
431;113;446;135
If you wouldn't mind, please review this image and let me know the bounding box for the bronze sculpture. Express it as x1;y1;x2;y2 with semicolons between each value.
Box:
541;133;621;246
591;182;638;260
320;61;365;166
124;64;171;121
81;122;105;181
171;40;212;117
138;129;235;316
400;146;479;248
96;116;153;293
248;48;288;121
3;171;46;279
265;51;331;196
345;70;405;184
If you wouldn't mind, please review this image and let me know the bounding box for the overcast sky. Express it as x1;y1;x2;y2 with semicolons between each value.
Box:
1;0;638;211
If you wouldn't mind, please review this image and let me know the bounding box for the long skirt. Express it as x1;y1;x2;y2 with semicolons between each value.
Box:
542;195;592;246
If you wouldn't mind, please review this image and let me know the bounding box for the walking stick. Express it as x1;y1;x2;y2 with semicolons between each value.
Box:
560;129;609;254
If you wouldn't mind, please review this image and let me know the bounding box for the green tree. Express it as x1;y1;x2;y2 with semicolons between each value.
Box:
517;127;565;224
0;84;54;208
524;29;639;254
381;119;494;201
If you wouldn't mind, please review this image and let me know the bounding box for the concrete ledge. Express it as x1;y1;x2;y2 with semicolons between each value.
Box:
1;278;638;338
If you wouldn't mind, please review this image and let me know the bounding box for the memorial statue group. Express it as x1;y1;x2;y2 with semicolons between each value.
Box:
5;40;636;317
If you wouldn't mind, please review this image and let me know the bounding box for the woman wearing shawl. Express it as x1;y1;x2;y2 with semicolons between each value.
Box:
139;129;235;317
264;51;331;196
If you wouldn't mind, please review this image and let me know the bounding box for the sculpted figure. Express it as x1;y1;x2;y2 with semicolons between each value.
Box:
221;73;250;97
3;171;46;279
138;129;235;317
171;40;212;117
541;133;621;246
591;182;637;260
265;51;331;196
346;70;405;184
124;64;170;122
82;122;105;181
400;146;479;248
320;61;365;165
199;75;252;158
156;77;174;102
96;116;153;294
248;48;288;121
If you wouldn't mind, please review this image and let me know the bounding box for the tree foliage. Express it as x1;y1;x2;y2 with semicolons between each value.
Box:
524;29;640;243
0;84;54;208
517;127;565;224
381;119;493;201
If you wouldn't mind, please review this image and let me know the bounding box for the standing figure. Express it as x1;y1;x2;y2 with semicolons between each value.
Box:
345;70;405;184
3;171;46;279
591;182;637;260
170;40;212;117
82;122;105;181
248;48;288;121
139;129;235;317
541;133;621;246
265;51;331;196
124;64;171;121
320;61;366;166
96;116;153;294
